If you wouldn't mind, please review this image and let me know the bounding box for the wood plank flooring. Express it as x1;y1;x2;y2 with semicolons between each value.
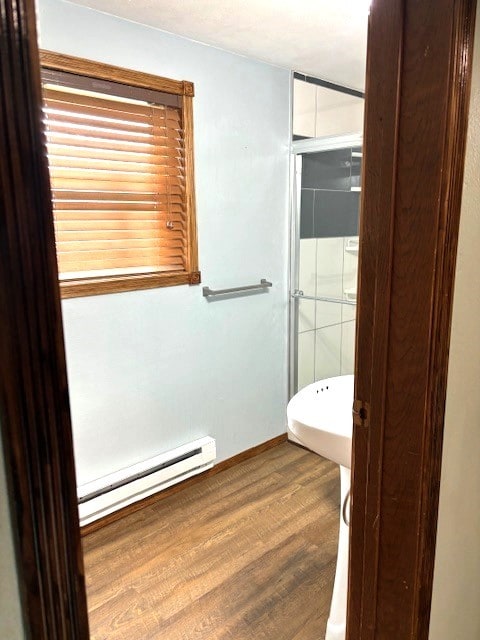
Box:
82;442;340;640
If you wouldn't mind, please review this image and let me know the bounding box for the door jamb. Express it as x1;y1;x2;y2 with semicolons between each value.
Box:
348;1;477;639
0;1;89;637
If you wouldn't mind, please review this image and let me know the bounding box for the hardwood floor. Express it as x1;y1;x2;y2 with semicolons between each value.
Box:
82;442;340;640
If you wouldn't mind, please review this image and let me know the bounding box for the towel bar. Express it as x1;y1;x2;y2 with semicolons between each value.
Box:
202;279;272;297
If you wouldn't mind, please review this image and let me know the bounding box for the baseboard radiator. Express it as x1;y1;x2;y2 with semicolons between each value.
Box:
77;437;216;526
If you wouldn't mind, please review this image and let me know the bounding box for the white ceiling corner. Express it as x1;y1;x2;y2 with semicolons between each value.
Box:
62;0;368;91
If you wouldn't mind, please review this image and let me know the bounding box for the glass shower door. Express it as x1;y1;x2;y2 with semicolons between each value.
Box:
290;141;362;396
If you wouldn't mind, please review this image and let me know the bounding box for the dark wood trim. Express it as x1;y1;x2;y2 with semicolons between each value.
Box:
415;3;477;634
81;434;288;536
60;269;201;298
40;50;191;96
183;94;200;275
348;1;477;639
0;1;89;638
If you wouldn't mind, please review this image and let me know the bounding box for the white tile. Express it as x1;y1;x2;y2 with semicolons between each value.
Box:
316;237;344;298
293;79;316;138
298;331;315;390
341;320;356;375
315;324;342;381
298;299;315;332
316;301;342;329
298;238;317;297
342;303;356;323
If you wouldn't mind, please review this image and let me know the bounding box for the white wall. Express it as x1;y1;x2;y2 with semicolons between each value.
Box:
0;435;25;640
38;0;291;486
429;9;480;639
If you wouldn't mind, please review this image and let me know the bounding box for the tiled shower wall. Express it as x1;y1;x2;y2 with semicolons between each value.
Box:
296;148;361;390
297;236;358;389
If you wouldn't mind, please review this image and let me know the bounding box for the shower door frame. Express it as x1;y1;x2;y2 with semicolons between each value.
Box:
289;133;363;397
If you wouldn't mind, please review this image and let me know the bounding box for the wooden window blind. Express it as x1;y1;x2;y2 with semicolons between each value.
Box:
40;52;199;298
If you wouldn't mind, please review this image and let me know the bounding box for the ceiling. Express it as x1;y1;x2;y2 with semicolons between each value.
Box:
64;0;369;91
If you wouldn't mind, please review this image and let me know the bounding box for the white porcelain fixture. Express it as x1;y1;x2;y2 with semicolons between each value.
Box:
287;374;354;640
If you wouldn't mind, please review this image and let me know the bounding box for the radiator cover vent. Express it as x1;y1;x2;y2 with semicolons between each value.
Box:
77;436;216;526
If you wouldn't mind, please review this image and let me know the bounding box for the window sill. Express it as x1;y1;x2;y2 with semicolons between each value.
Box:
60;270;201;299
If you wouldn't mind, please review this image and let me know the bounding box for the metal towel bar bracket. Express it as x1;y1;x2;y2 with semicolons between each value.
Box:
202;279;272;297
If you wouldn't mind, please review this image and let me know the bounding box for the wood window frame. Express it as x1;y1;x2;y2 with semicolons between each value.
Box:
0;0;477;639
40;51;200;299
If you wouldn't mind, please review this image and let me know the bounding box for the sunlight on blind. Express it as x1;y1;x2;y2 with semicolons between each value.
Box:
43;86;186;279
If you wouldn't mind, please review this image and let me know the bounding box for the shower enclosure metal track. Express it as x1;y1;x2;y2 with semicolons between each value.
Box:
291;291;356;306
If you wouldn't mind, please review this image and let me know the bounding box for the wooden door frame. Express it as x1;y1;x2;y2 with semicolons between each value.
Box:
348;1;477;639
0;0;89;637
0;1;476;639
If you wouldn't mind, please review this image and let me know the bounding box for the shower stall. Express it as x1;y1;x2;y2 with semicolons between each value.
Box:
289;74;364;397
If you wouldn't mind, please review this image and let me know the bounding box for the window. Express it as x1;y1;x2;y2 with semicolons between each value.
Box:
40;51;200;298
